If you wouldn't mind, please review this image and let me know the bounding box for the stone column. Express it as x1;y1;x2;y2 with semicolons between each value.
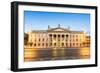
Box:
64;34;66;47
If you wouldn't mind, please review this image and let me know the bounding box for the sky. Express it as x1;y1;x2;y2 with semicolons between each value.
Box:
24;11;90;34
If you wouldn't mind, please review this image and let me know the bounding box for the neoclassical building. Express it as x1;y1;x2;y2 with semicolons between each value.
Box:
25;24;90;48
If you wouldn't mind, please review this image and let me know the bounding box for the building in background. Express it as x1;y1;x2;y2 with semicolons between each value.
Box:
25;24;90;48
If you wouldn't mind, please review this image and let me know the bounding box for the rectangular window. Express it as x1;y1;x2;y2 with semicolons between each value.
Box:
54;43;56;46
38;43;40;46
39;38;40;41
42;43;44;46
66;43;67;46
50;43;52;46
62;43;64;46
46;43;48;46
34;43;36;46
43;38;44;41
76;39;78;41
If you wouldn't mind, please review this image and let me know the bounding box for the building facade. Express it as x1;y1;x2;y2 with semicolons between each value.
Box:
25;24;90;48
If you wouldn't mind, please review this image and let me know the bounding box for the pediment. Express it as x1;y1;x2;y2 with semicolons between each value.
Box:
48;28;69;32
53;28;65;31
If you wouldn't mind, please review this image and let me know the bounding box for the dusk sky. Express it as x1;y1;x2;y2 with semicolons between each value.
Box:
24;11;90;34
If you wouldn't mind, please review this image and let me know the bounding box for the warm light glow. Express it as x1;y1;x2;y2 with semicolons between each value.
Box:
24;48;38;62
79;47;90;58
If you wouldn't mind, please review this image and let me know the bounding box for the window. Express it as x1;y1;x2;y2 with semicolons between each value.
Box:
76;39;78;41
38;43;40;46
76;35;78;37
66;35;68;37
66;43;68;46
54;43;56;46
34;43;36;46
76;43;78;46
49;34;52;37
43;38;44;41
58;35;60;37
70;43;72;47
50;43;52;46
30;43;32;46
46;43;48;46
54;35;56;38
80;44;81;47
62;35;64;38
42;43;44;46
39;38;40;41
62;43;64;46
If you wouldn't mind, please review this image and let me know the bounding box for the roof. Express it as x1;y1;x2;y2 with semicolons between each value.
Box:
47;27;70;32
30;29;84;34
70;31;84;34
29;24;84;34
30;30;47;33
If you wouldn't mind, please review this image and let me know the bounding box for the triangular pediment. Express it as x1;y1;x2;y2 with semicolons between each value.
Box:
48;28;69;32
53;28;65;31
